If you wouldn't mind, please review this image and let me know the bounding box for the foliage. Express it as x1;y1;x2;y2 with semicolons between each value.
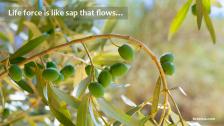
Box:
0;0;220;126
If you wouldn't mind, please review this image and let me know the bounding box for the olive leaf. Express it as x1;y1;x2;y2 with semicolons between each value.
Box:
77;94;90;126
202;1;216;43
89;102;101;126
92;52;124;66
75;77;90;98
113;105;142;126
10;34;48;60
51;87;80;109
15;80;33;94
150;77;161;117
47;84;75;126
97;98;141;126
196;0;203;29
168;0;193;40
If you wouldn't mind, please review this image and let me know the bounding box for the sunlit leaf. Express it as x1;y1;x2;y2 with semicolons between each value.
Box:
51;87;80;109
202;1;216;43
23;21;42;39
93;52;124;66
113;105;142;126
150;77;161;117
89;102;101;126
36;67;48;104
16;17;25;35
168;0;193;40
49;105;75;126
121;95;137;107
76;77;90;98
202;0;211;13
48;85;75;126
100;19;117;49
97;98;141;126
10;34;49;60
196;0;203;29
77;94;89;126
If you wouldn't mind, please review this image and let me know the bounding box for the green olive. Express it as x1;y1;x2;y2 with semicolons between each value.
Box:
161;62;175;75
118;44;135;61
85;65;98;77
160;52;174;63
2;108;10;118
46;61;57;68
9;64;22;81
60;64;75;78
24;62;36;78
53;73;64;84
191;4;197;16
110;63;128;77
98;70;112;87
88;82;104;97
16;79;33;93
42;68;60;81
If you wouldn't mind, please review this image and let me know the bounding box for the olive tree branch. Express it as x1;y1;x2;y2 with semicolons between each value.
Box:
0;34;184;125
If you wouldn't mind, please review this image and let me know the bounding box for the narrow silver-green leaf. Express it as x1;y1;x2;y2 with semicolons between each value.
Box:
10;34;48;60
113;106;142;126
89;102;101;126
49;105;76;126
97;98;141;126
76;77;90;98
196;0;203;29
150;77;161;117
48;85;75;126
77;94;89;126
202;3;216;43
168;0;193;40
51;87;80;109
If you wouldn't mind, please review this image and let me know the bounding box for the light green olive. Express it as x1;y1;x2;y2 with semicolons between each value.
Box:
88;82;104;98
118;44;135;61
98;70;112;87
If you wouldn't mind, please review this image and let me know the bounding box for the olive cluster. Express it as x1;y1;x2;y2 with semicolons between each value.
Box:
88;44;135;98
160;52;175;75
8;61;75;88
42;62;75;83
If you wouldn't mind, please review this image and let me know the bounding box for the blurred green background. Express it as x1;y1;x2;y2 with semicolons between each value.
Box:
0;0;224;126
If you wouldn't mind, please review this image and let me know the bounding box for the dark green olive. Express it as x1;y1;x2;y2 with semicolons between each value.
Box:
98;70;112;87
60;64;75;78
85;65;98;77
110;63;128;77
2;108;10;118
9;64;22;81
118;44;135;61
42;68;60;81
161;62;175;75
16;79;33;93
191;4;197;16
88;82;104;98
160;52;174;63
53;73;64;84
46;61;57;68
24;62;36;78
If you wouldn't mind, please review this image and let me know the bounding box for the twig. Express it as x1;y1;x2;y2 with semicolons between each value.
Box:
0;34;184;125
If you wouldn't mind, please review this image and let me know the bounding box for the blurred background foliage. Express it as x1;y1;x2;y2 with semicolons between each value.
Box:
0;0;224;126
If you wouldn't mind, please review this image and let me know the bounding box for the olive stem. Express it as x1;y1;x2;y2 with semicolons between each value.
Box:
82;43;95;81
0;34;184;126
